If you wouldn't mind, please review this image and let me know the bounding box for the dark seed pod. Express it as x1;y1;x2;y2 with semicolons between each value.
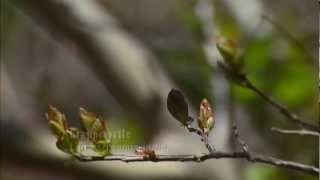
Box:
167;88;189;126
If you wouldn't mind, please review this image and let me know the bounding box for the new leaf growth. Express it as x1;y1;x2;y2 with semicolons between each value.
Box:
216;37;247;86
47;106;79;154
198;99;215;135
79;108;111;156
47;106;111;157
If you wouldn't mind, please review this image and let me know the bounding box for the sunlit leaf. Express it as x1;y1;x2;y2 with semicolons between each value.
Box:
46;105;68;133
46;106;79;155
56;130;79;154
48;120;65;138
79;107;111;156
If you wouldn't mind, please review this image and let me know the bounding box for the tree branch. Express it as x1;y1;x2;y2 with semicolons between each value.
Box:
271;127;320;137
186;123;216;153
71;114;319;176
231;116;249;153
73;151;319;176
242;77;320;132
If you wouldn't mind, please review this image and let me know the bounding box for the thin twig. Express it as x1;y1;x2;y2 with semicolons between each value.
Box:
231;121;249;153
271;127;320;137
202;134;215;153
229;86;249;153
242;77;320;132
74;151;319;176
186;123;216;153
72;115;319;176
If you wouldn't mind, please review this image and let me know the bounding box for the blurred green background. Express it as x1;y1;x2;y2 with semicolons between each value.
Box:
1;0;318;180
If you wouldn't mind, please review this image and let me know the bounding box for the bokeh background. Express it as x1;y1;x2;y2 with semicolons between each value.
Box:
0;0;318;180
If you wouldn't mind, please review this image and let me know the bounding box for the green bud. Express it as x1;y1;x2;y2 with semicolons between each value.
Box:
46;106;79;155
56;130;79;155
198;99;214;134
48;120;65;138
46;105;68;133
216;37;244;73
79;108;112;156
167;88;189;126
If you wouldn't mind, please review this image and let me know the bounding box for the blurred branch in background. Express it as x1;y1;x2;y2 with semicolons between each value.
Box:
262;15;314;64
271;127;320;137
241;76;320;131
21;0;174;141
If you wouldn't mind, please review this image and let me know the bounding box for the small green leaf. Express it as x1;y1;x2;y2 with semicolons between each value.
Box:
79;107;97;132
46;106;80;155
167;88;189;126
79;108;112;156
79;108;107;140
46;105;69;141
93;140;112;156
56;130;79;154
46;105;68;130
48;120;65;138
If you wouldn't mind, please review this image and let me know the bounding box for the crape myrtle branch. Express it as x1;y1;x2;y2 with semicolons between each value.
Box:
231;116;249;153
73;120;319;176
186;121;216;153
215;38;319;132
71;112;319;176
271;127;320;137
74;151;319;176
241;76;320;132
228;105;318;176
47;92;319;175
211;62;319;175
166;89;216;153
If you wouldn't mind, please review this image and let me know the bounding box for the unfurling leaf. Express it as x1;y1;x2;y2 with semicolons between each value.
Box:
48;120;66;138
198;99;214;134
56;129;80;154
46;106;79;154
167;88;190;126
79;107;108;141
79;108;111;156
47;106;112;156
46;105;68;137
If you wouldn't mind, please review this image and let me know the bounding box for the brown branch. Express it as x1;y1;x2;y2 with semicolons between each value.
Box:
186;123;216;153
74;151;319;176
271;127;320;137
226;86;318;176
72;115;319;176
242;77;320;132
231;119;249;153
